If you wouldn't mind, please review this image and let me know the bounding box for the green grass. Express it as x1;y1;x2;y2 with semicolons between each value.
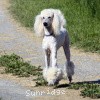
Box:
9;0;100;53
0;53;42;77
0;53;47;85
0;54;100;98
0;53;47;86
68;82;100;99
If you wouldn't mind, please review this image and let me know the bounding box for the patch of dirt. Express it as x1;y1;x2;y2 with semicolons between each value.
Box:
0;0;42;43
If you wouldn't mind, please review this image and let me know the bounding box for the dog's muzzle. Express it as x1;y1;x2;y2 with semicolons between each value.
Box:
43;22;48;27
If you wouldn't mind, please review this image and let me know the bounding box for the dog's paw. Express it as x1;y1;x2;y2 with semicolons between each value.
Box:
47;78;60;86
67;61;75;76
67;61;75;83
46;67;63;86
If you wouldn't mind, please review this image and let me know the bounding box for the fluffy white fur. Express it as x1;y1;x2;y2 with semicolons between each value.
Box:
34;9;66;36
43;67;63;85
34;8;75;85
43;61;74;85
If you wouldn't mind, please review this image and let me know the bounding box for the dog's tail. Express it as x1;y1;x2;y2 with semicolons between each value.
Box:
63;61;75;83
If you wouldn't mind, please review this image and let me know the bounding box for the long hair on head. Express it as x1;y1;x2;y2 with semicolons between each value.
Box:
34;9;66;36
34;15;44;37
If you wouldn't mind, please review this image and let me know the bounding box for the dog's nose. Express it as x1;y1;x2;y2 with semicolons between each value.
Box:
43;22;48;27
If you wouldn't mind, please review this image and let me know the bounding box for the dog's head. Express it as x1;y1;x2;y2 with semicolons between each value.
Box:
41;9;54;28
34;9;66;36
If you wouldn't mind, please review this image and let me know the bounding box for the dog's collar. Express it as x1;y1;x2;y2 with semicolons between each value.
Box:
44;32;54;36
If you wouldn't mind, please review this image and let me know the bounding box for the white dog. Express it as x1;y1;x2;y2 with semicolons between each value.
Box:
34;9;74;85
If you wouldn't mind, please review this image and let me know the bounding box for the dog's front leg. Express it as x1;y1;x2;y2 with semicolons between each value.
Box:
51;47;57;67
45;49;50;68
43;49;50;81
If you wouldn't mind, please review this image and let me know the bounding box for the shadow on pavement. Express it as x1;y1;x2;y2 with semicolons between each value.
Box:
55;79;100;88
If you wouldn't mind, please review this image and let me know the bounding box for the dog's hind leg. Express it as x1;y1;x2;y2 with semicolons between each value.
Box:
63;32;74;83
63;32;70;64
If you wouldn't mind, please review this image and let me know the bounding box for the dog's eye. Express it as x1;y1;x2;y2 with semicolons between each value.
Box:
43;17;45;19
48;16;51;19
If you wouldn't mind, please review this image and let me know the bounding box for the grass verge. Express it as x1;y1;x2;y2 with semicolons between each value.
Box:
68;82;100;99
0;54;100;99
0;53;47;85
9;0;100;53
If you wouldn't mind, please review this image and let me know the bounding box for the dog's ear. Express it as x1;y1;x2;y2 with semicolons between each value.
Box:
34;15;44;37
52;13;61;35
